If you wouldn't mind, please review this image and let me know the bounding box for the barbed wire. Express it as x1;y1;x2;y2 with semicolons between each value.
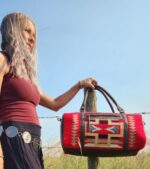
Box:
38;116;60;119
141;112;150;114
42;146;62;149
38;116;62;121
38;112;150;120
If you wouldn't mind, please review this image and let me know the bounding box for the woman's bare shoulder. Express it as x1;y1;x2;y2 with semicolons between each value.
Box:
0;52;9;75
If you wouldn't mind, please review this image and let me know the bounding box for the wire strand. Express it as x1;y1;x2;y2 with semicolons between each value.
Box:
141;112;150;114
38;116;60;119
38;112;150;120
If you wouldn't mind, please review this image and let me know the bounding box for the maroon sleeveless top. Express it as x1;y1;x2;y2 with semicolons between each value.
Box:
0;74;40;125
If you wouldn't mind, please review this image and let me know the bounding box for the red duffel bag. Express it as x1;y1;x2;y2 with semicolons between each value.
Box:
61;86;146;157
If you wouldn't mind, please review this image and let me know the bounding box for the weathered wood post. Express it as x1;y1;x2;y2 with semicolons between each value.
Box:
84;89;100;169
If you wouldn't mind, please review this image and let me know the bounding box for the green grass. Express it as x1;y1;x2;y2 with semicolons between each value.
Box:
44;152;150;169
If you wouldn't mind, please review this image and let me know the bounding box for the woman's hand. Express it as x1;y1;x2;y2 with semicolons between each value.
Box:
79;77;98;90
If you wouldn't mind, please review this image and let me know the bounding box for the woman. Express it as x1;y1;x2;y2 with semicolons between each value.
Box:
0;12;98;169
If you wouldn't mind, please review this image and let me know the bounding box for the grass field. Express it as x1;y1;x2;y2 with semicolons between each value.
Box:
44;152;150;169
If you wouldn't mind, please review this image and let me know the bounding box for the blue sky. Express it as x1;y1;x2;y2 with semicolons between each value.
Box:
1;0;150;144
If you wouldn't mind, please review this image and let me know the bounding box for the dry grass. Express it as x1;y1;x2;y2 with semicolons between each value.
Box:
44;152;150;169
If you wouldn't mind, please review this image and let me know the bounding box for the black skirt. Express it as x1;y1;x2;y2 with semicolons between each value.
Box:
0;121;44;169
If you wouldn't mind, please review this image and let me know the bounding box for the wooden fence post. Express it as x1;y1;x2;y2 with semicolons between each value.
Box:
84;89;100;169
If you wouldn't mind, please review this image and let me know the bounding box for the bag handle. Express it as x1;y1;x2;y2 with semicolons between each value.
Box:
80;85;128;151
80;85;124;114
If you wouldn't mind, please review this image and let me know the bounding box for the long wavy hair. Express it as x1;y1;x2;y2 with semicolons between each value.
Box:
0;12;38;87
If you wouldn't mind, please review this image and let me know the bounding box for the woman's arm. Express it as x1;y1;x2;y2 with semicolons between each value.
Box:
0;52;9;93
39;78;98;111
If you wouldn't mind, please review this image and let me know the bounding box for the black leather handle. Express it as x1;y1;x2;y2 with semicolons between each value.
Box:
95;86;125;113
80;85;124;114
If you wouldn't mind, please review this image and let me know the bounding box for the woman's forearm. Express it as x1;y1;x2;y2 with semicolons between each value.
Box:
53;82;81;110
39;78;98;111
39;82;81;111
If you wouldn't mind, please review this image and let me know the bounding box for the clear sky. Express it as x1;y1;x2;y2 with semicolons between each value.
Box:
0;0;150;145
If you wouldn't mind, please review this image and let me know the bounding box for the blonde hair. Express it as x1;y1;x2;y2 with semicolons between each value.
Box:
0;12;38;87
